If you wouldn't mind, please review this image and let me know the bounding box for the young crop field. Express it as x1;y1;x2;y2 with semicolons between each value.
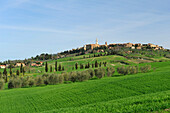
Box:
0;61;169;113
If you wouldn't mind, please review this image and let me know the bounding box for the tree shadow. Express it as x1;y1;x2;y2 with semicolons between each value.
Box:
112;74;125;77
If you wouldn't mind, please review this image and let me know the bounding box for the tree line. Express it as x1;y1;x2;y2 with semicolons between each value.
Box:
0;65;151;90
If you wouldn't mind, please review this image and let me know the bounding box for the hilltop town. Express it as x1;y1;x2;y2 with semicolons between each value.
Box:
0;39;168;69
82;39;164;51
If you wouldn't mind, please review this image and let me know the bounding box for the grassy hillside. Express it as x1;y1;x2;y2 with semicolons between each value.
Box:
0;61;169;112
0;53;170;77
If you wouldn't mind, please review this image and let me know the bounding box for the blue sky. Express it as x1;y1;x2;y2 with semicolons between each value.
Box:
0;0;170;61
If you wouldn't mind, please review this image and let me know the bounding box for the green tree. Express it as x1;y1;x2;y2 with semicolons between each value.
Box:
50;66;52;72
16;69;20;76
62;66;65;71
95;61;98;68
3;68;7;83
58;64;62;71
45;62;48;72
104;62;107;67
92;64;94;68
55;61;58;71
99;62;102;67
88;62;90;68
23;68;25;75
80;64;84;69
10;66;12;76
20;63;23;73
75;63;78;70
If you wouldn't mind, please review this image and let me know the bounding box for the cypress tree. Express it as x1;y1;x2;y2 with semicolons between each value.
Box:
3;68;7;82
95;60;98;68
88;62;90;68
62;66;65;71
45;62;48;72
75;63;78;70
55;61;57;71
104;62;107;67
20;63;23;73
50;66;52;72
80;64;84;69
16;69;20;76
10;66;12;76
23;68;25;75
92;64;94;68
58;64;62;71
99;62;102;67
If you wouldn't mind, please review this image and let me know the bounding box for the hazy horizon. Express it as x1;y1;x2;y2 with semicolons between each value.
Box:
0;0;170;61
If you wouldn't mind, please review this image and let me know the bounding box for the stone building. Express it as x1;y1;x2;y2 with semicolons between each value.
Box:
84;38;100;50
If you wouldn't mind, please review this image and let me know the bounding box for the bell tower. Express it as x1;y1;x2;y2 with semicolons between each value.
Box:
105;41;107;46
96;38;98;44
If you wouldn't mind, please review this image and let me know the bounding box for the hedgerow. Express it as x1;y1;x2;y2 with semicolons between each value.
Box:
0;64;151;90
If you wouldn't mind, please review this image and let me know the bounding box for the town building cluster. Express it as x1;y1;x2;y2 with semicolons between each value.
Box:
83;39;164;51
0;62;43;69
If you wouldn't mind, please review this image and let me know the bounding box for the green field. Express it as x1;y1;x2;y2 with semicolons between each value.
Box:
0;53;170;77
0;58;170;112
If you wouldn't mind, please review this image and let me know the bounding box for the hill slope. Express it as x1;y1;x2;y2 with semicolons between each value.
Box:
0;63;169;113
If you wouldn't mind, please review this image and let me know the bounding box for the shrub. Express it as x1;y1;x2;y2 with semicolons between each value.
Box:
62;73;69;81
128;66;137;74
20;77;29;87
8;79;14;89
87;69;95;79
70;72;77;82
140;65;151;73
77;71;90;82
44;77;49;85
8;77;22;89
14;78;22;88
35;76;44;86
107;67;115;77
117;66;129;75
135;66;139;73
58;74;64;84
95;68;105;79
0;79;5;90
0;72;3;79
47;74;64;85
42;73;49;77
28;78;35;87
47;74;57;85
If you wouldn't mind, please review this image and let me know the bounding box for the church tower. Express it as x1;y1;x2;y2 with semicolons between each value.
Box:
105;41;107;46
96;38;98;44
